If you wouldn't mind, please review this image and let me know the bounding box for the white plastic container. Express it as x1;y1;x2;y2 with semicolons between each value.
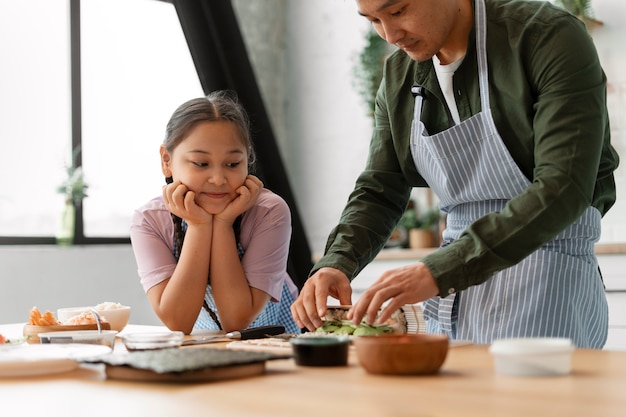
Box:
39;330;118;350
489;337;574;376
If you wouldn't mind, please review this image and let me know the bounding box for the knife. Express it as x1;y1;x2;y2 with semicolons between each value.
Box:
182;325;286;346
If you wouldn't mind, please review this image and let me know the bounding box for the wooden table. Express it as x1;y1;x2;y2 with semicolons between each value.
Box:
1;324;625;417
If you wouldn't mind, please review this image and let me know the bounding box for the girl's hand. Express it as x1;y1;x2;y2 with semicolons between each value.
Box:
215;175;263;225
162;180;212;225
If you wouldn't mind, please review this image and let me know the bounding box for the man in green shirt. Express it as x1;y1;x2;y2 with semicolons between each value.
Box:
291;0;619;348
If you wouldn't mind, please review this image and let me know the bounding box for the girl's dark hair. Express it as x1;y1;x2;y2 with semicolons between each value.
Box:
164;90;256;258
163;90;256;167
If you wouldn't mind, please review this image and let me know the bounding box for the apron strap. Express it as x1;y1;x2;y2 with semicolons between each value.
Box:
475;0;490;113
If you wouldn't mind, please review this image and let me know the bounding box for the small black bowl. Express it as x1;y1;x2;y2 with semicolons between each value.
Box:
289;336;350;367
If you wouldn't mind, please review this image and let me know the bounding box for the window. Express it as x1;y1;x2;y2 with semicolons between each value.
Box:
0;0;202;242
80;0;202;237
0;0;71;239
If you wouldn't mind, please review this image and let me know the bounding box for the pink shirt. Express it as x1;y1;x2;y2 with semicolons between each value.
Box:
130;188;298;302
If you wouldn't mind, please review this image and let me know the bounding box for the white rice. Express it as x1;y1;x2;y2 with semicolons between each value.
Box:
95;301;124;310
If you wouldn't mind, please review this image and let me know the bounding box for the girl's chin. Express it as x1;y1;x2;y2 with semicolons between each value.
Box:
200;205;227;215
196;200;228;215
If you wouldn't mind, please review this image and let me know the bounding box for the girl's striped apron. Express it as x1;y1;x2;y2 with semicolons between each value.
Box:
173;220;300;335
409;0;607;348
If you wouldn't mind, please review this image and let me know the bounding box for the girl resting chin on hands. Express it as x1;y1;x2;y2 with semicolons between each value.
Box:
130;90;299;334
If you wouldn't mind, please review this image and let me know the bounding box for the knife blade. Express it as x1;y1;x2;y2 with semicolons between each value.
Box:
182;325;285;346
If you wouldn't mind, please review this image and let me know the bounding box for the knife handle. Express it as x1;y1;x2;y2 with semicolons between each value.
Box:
228;325;285;340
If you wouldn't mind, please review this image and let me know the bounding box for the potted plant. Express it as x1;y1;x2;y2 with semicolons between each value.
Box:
352;28;392;121
55;146;88;245
399;202;441;249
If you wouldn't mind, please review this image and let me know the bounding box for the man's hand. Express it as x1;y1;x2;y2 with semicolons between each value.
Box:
348;262;439;326
291;267;352;331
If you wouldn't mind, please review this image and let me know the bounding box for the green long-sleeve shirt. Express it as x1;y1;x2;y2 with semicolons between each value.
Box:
312;0;619;295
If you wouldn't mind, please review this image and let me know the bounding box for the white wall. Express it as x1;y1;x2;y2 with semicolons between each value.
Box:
589;0;626;242
0;245;160;326
233;0;374;254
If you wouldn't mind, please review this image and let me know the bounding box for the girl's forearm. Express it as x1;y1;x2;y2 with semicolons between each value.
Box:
156;224;213;333
210;220;259;331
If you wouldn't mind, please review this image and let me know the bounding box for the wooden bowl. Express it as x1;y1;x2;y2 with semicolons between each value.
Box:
353;334;449;375
23;323;111;344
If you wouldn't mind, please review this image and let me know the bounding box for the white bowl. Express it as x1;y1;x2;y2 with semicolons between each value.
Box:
489;337;574;377
39;330;118;350
57;303;131;332
94;303;131;332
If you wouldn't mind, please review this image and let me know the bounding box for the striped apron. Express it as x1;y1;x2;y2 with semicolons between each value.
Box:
410;0;608;348
173;220;300;334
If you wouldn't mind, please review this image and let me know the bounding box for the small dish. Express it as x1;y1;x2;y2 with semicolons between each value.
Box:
289;336;350;367
121;331;184;351
39;330;118;350
353;334;449;375
489;337;574;377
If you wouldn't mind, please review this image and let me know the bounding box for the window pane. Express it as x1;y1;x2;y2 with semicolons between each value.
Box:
80;0;203;237
0;0;71;236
